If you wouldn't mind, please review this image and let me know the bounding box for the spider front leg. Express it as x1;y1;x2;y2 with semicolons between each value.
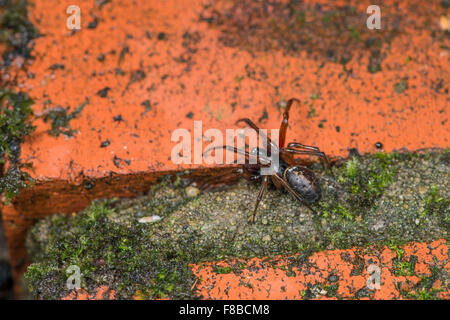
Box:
235;118;278;153
279;98;300;148
250;175;269;223
282;144;333;176
203;145;270;164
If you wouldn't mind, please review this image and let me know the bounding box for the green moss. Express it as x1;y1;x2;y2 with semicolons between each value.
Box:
0;164;34;204
394;80;409;94
389;243;417;276
333;204;353;220
399;265;448;300
410;288;441;300
342;157;359;179
24;181;206;299
335;153;396;212
347;25;361;40
28;212;169;298
368;63;382;74
213;266;233;274
0;0;39;65
421;185;450;230
40;99;88;137
306;104;316;118
0;1;38;203
325;283;339;298
0;90;36;203
234;75;244;83
296;11;305;24
0;90;35;161
23;263;59;293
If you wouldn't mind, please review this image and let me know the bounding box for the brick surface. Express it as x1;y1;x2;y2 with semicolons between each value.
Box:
191;239;450;300
1;0;449;297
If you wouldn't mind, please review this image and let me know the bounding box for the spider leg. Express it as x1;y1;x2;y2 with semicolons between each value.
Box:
205;145;272;165
203;145;270;164
200;161;265;190
235;118;278;153
287;142;321;152
249;175;269;223
279;98;300;149
271;173;317;215
281;147;333;176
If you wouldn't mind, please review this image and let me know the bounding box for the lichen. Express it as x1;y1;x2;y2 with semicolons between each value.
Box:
0;90;35;203
0;0;39;65
0;0;38;203
40;99;88;137
0;90;35;162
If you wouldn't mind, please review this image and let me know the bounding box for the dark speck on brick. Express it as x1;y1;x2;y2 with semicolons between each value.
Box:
49;64;65;70
141;100;152;112
158;32;167;40
87;17;98;29
112;155;130;168
258;107;268;123
113;115;124;123
100;139;110;148
114;68;125;76
97;87;110;98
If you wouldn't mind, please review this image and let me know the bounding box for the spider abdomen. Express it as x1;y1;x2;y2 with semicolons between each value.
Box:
283;166;321;204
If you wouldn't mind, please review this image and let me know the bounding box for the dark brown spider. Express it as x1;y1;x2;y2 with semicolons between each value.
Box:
203;98;332;223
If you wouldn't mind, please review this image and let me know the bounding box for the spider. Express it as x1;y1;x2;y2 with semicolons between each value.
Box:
203;98;332;223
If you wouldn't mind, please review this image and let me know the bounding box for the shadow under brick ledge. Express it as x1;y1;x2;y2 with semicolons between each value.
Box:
0;215;13;299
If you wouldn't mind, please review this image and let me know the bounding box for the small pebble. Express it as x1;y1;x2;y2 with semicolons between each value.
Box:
138;215;162;223
185;186;200;198
274;226;283;233
418;186;427;195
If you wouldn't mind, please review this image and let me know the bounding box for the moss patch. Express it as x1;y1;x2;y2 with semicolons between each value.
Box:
398;265;449;300
0;0;39;65
0;90;35;203
0;1;38;203
25;150;449;299
40;99;88;137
